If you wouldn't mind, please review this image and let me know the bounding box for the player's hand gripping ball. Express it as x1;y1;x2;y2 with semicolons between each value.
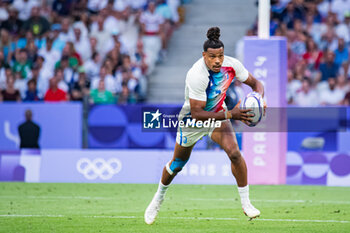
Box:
241;92;265;127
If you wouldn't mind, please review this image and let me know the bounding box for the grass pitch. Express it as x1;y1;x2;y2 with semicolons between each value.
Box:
0;183;349;233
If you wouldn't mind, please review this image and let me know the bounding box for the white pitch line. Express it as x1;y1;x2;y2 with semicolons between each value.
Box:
0;196;114;200
0;214;348;224
189;198;350;204
1;195;350;204
0;214;64;218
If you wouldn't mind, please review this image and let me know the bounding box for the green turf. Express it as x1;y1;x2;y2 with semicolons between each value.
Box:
0;183;349;233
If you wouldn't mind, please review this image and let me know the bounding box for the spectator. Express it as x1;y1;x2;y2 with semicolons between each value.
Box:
18;109;40;149
71;25;91;62
319;77;346;105
287;69;302;104
334;38;349;66
87;0;108;14
0;29;14;61
0;74;21;102
84;52;101;81
12;0;39;21
294;77;319;107
97;7;119;34
15;30;34;50
26;40;38;64
1;6;22;35
71;69;90;101
117;6;141;55
116;55;143;94
23;78;40;101
319;29;338;52
112;0;129;12
90;79;115;104
54;67;69;93
294;61;310;81
88;37;99;59
322;0;350;22
287;43;299;70
0;1;8;21
305;2;322;24
344;91;350;105
50;24;66;52
38;36;61;70
118;82;136;104
156;0;175;52
339;61;350;79
287;30;306;57
129;0;148;11
44;76;67;102
133;39;148;75
280;1;304;29
56;57;76;90
12;48;32;80
105;29;128;57
58;17;72;42
304;12;322;44
59;42;82;67
29;62;51;98
302;38;323;71
90;15;112;58
22;6;50;37
90;66;116;94
106;47;122;72
336;74;350;93
336;11;350;43
14;71;27;98
318;50;339;82
52;0;73;17
71;15;89;38
0;51;10;90
115;68;134;94
140;1;165;70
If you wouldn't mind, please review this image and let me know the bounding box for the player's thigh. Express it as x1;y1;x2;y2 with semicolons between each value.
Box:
171;143;194;161
210;121;240;153
173;127;206;161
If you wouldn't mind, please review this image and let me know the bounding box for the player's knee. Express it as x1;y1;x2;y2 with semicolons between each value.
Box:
166;158;188;175
227;147;242;164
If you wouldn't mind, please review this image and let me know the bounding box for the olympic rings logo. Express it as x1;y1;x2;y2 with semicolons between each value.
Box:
76;158;122;180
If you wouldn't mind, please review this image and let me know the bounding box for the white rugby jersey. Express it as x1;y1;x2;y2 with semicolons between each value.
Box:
180;55;249;116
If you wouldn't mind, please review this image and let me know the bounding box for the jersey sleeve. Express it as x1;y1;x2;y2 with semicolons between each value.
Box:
186;69;208;102
227;56;249;82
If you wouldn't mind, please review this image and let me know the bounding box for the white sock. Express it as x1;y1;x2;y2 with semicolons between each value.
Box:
237;185;250;206
155;181;169;199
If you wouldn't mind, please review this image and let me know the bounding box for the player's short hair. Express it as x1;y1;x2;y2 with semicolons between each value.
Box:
203;27;224;51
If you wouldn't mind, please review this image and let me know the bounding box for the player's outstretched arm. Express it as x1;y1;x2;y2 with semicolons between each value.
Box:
190;98;253;122
243;73;264;98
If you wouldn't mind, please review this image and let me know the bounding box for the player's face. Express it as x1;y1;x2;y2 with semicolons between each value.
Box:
203;47;224;73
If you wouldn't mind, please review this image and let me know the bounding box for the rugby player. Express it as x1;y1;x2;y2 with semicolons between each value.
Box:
145;27;265;224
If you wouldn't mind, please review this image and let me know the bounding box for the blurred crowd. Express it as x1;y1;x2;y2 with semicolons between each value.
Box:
0;0;182;104
236;0;350;106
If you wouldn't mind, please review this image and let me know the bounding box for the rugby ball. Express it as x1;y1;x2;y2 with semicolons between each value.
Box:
241;92;264;127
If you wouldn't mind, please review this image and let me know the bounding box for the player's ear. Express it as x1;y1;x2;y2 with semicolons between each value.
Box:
202;51;206;58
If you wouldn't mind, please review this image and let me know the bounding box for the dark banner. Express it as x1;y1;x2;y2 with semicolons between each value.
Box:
87;104;350;149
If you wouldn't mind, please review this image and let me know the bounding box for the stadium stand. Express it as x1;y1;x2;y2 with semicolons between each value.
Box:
238;0;350;106
0;0;182;104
